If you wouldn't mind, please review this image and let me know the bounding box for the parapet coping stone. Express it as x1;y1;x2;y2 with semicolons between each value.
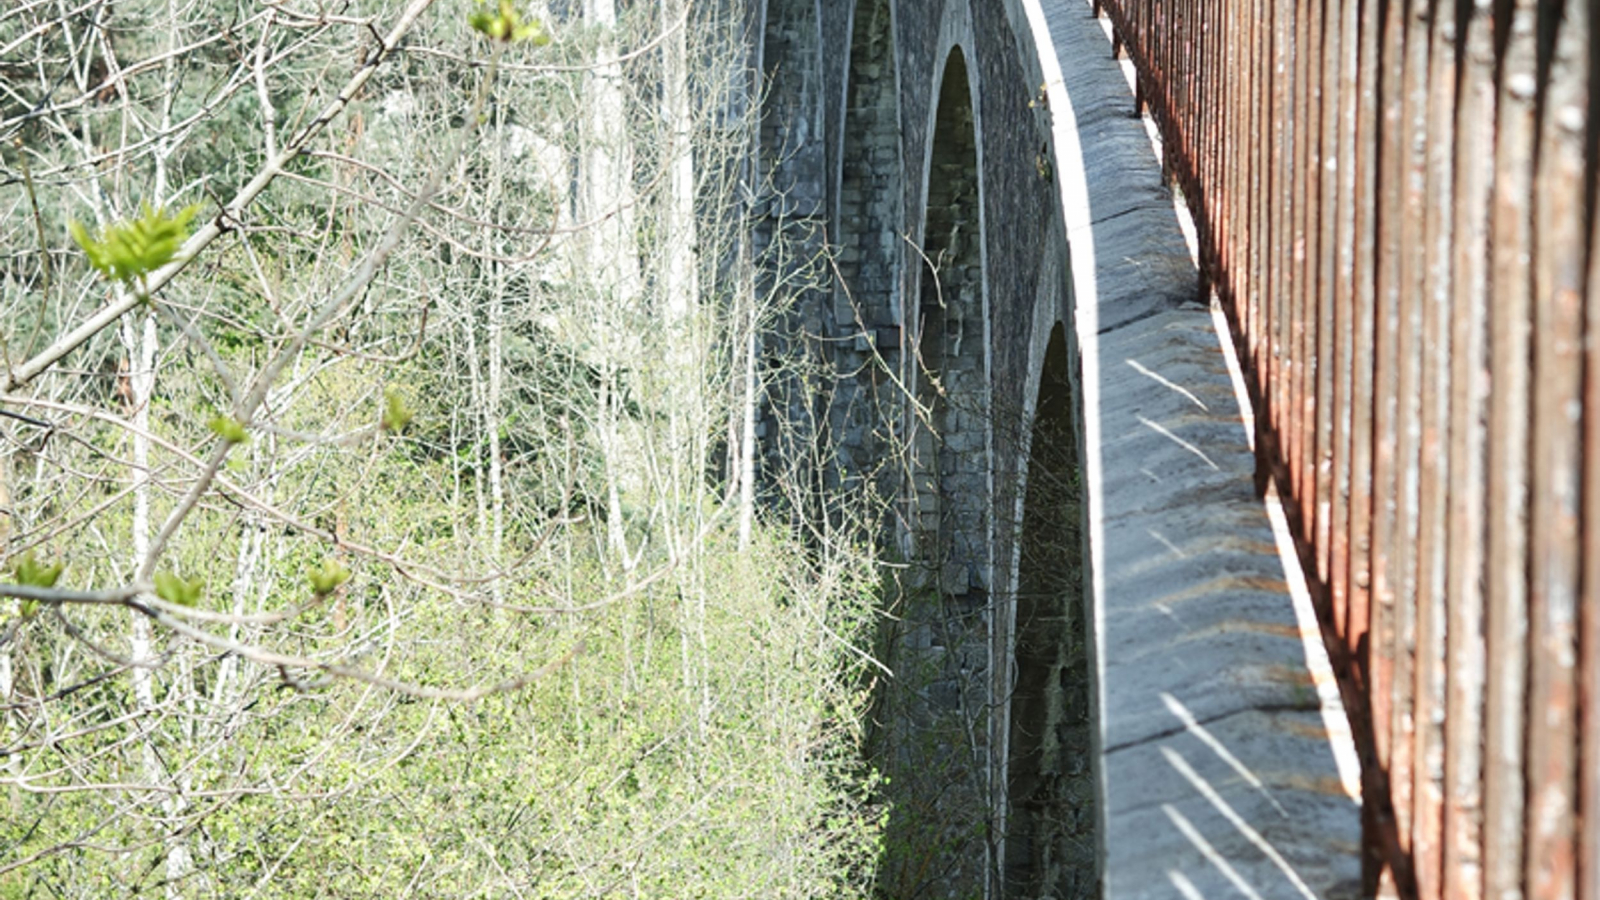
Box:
1016;1;1364;897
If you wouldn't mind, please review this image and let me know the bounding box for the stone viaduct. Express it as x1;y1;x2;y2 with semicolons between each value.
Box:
749;0;1363;897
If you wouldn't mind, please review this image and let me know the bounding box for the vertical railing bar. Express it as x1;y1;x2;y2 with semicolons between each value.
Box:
1191;0;1206;255
1303;0;1324;541
1329;0;1359;658
1210;0;1226;286
1238;0;1247;276
1255;0;1272;416
1582;109;1600;900
1522;1;1587;896
1196;0;1206;196
1441;3;1494;895
1154;0;1165;148
1265;0;1287;480
1229;0;1244;332
1314;0;1340;588
1160;0;1173;144
1189;0;1202;205
1284;0;1309;513
1583;33;1600;894
1350;0;1383;886
1391;0;1431;865
1368;0;1408;886
1248;0;1265;391
1218;0;1235;290
1483;0;1538;894
1211;0;1227;270
1166;0;1178;160
1193;0;1206;226
1298;0;1322;536
1409;0;1457;894
1246;0;1263;375
1277;0;1295;469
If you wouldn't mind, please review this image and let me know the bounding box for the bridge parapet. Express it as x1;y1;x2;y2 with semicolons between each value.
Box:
1023;1;1363;896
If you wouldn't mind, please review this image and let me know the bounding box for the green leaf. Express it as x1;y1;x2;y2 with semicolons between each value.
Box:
207;415;249;443
154;571;205;607
69;202;201;287
307;558;351;596
380;387;414;433
11;551;63;588
468;0;550;44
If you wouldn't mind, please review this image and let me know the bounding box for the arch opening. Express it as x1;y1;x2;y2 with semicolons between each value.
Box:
912;47;986;601
874;45;992;899
1006;322;1095;900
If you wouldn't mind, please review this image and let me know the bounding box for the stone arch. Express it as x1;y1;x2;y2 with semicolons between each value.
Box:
871;44;993;899
1006;321;1095;900
912;45;988;602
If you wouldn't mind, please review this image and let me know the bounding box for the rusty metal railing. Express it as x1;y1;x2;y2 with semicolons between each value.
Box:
1087;0;1597;895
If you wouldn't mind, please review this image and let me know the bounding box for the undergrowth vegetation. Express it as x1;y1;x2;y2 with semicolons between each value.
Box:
0;0;887;896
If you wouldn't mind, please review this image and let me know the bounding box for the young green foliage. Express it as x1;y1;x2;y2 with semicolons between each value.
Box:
9;552;63;619
307;558;351;597
69;203;200;288
207;415;250;444
154;571;205;607
10;551;64;589
467;0;551;44
380;387;414;433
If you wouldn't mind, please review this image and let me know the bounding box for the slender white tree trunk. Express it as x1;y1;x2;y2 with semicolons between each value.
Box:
737;296;760;550
122;310;187;892
1;444;16;816
662;0;699;420
581;0;641;308
488;283;506;606
464;319;490;552
599;368;633;569
216;502;265;708
583;0;642;576
150;11;191;886
660;0;711;736
487;105;507;608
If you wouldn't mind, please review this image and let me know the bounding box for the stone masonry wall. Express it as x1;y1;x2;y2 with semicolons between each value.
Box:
824;0;900;511
753;0;830;525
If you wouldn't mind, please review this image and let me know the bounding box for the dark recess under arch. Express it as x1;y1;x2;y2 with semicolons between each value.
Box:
912;46;987;602
1007;321;1096;900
